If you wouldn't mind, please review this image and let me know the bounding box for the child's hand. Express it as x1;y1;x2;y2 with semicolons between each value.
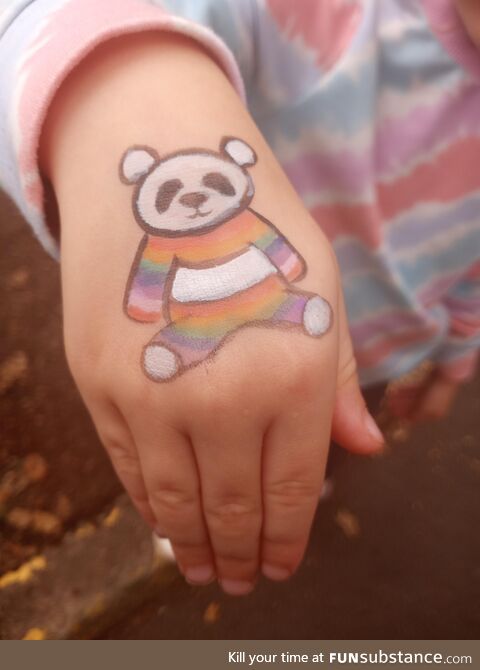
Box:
40;33;383;595
455;0;480;49
385;362;461;423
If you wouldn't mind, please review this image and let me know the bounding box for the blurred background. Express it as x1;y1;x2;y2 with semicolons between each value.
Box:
1;191;479;640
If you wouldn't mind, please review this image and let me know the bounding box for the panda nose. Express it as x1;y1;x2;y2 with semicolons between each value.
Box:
179;192;208;209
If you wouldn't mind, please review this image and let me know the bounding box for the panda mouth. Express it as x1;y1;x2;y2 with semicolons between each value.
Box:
187;209;212;219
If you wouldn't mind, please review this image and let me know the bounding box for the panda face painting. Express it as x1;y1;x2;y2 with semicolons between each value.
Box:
121;138;255;235
121;137;332;382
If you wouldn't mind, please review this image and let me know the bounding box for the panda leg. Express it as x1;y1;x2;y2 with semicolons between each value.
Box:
142;320;223;381
270;290;332;337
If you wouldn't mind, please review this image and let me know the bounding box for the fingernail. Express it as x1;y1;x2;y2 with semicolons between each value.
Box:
364;411;385;446
262;564;291;581
185;565;215;585
220;579;254;596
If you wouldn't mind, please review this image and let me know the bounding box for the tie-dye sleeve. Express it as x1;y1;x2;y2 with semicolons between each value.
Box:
0;0;245;260
433;263;480;382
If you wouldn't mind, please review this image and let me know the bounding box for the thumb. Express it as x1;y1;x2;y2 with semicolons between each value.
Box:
331;290;384;454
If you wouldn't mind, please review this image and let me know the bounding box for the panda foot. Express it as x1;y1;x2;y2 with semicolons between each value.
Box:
303;296;332;337
143;344;180;381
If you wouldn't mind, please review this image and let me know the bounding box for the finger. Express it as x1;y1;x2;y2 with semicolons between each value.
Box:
87;397;157;528
412;373;460;422
191;412;263;596
261;394;331;581
385;383;424;419
130;418;215;586
332;288;384;453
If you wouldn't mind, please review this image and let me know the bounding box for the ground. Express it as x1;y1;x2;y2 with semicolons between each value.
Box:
1;192;479;639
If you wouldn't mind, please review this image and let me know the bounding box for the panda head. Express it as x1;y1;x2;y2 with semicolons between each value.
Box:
120;137;257;236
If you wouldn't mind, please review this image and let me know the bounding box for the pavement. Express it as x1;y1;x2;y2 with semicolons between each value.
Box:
1;191;479;639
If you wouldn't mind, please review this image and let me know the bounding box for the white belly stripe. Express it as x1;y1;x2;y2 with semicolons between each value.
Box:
171;246;277;303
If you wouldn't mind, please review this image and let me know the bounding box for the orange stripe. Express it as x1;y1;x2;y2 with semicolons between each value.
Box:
127;305;161;322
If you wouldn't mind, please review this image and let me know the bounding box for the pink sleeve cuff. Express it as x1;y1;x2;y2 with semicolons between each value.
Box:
15;0;245;259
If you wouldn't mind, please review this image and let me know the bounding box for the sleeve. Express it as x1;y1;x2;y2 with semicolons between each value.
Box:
250;210;306;282
125;235;173;322
0;0;247;260
433;262;480;382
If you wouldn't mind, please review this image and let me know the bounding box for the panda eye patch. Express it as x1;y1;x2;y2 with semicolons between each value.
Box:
202;172;235;196
156;179;183;213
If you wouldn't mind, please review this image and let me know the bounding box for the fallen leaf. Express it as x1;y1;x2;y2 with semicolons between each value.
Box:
6;507;62;535
203;601;220;624
0;555;46;589
103;506;121;527
0;351;28;394
22;628;46;641
74;522;96;540
6;507;32;530
7;268;30;289
335;508;361;539
55;494;72;521
22;453;48;483
32;511;62;536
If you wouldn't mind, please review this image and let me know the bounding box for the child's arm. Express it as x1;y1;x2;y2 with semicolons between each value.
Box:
39;33;383;595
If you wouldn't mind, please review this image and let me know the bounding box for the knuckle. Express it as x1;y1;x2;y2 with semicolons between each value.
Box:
266;478;319;508
206;498;260;531
284;361;321;400
148;482;198;513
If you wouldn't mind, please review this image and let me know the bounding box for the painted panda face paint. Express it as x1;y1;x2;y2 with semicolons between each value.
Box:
124;151;253;235
121;137;332;382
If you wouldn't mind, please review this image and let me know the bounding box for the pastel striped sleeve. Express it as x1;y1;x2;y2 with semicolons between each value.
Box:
434;263;480;382
249;210;306;283
0;0;245;259
125;235;174;322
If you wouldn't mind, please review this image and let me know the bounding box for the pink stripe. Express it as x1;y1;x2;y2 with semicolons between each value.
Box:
267;0;362;70
450;317;480;338
377;137;480;221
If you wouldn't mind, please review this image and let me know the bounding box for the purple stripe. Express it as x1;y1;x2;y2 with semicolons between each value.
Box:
136;267;168;287
265;239;293;266
377;81;480;175
131;282;164;300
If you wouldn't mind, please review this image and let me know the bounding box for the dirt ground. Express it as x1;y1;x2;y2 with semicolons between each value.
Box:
1;191;479;639
1;193;121;574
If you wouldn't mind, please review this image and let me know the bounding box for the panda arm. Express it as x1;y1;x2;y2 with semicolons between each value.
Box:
124;235;173;322
249;209;307;282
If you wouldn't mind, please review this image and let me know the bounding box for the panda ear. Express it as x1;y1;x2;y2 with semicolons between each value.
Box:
120;146;158;183
221;137;257;167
